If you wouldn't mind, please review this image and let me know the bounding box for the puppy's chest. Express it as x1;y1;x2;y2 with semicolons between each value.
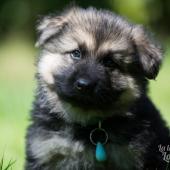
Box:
71;127;143;170
59;144;139;170
32;126;144;170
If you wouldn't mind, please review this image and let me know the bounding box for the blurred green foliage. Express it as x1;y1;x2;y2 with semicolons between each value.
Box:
0;0;170;40
0;1;169;170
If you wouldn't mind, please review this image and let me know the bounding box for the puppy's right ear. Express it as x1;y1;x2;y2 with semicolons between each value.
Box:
132;25;163;79
36;15;66;47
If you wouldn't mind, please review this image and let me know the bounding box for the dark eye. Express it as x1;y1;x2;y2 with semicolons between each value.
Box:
102;57;117;68
70;50;81;60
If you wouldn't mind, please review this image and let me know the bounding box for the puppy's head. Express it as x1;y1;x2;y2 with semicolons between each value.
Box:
36;7;163;123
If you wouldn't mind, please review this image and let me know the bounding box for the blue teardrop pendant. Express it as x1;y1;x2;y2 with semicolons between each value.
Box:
96;142;107;162
90;121;108;162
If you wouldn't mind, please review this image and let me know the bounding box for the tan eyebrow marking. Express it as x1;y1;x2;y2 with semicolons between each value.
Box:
73;29;96;51
98;39;129;52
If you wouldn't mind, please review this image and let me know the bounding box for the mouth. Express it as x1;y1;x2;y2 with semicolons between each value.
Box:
56;85;123;110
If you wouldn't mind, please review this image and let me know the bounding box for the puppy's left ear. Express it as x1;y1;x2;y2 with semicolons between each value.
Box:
132;25;163;79
35;15;67;47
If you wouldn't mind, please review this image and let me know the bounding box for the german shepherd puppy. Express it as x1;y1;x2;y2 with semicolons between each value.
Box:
25;6;170;170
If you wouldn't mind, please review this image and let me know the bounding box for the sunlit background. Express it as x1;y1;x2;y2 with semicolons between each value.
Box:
0;0;170;169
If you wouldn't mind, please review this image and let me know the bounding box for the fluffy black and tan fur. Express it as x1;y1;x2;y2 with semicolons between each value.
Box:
25;7;170;170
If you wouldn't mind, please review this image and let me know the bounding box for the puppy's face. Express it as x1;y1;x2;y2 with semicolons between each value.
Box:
37;7;162;121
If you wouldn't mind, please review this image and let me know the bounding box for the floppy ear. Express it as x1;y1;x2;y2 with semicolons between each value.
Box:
36;15;67;47
132;25;163;79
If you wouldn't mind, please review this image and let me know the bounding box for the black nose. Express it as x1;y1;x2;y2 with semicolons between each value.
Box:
74;78;91;91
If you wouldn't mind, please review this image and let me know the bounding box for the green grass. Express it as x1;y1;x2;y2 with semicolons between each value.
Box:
0;35;35;170
0;155;15;170
0;35;169;170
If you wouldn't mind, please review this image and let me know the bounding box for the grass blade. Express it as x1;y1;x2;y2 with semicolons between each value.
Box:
0;156;15;170
0;155;4;170
4;160;15;170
